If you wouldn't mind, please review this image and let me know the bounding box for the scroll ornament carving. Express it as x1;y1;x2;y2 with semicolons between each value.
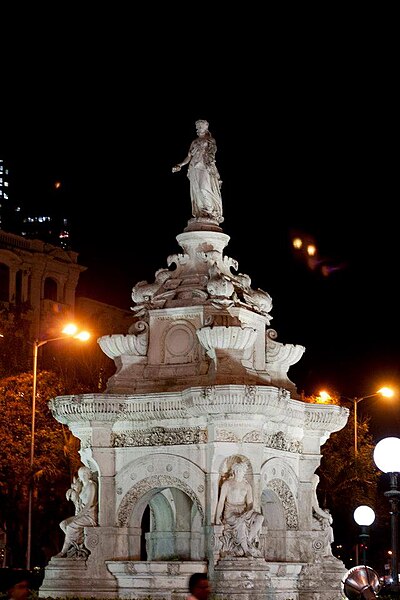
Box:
166;252;189;274
269;479;298;529
85;532;99;548
242;430;263;443
265;431;302;453
312;538;324;552
216;429;240;442
266;329;305;367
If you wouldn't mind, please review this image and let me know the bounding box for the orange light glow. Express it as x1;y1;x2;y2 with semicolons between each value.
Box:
378;387;394;398
292;237;303;249
317;390;332;403
61;323;90;342
75;331;90;341
62;323;78;336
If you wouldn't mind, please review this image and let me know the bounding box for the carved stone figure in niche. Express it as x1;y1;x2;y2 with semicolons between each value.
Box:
215;461;264;558
172;120;223;224
65;475;83;514
55;466;98;558
311;474;334;556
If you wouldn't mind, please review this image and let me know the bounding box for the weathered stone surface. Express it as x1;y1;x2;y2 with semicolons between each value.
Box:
40;136;348;599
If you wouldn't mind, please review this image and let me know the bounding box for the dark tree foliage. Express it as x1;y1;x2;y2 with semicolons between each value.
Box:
318;414;378;507
303;392;387;569
47;337;115;392
0;371;82;567
0;309;31;377
317;411;385;568
0;317;112;565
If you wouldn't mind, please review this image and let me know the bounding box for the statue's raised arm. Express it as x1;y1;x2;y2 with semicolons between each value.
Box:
172;119;223;224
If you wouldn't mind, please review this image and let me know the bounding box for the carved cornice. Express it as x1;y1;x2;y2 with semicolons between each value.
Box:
304;405;349;433
48;386;348;437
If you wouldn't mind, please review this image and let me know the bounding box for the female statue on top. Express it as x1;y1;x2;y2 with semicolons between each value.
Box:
172;119;223;224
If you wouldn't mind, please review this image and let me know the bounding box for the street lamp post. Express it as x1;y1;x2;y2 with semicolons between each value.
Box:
318;387;394;458
353;388;394;458
26;324;90;570
373;437;400;592
354;505;375;565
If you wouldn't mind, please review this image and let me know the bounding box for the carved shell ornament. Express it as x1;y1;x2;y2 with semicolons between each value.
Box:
196;326;257;360
98;322;149;358
266;329;305;365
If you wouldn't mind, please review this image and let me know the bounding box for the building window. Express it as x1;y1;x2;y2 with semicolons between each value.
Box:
43;277;58;302
0;263;10;302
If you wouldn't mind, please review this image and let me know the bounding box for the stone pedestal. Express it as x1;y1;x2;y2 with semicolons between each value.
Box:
298;558;349;600
39;556;117;598
106;560;208;600
213;558;303;600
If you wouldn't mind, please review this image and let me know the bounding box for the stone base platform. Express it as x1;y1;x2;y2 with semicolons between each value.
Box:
40;557;346;600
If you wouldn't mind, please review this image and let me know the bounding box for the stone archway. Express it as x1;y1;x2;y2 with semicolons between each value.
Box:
143;487;202;560
117;474;206;561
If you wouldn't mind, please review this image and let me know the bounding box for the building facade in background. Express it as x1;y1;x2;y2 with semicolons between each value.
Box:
0;158;71;249
0;229;86;343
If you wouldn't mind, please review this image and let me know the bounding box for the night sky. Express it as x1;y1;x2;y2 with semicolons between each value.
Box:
2;14;399;443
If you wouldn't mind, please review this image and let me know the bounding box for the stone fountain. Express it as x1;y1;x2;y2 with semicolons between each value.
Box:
40;120;348;600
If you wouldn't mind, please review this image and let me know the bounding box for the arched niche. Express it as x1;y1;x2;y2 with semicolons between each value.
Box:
260;456;299;561
116;454;206;561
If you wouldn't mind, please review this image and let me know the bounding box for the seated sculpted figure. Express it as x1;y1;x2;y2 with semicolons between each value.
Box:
215;461;264;558
55;466;98;558
65;474;83;514
311;473;334;557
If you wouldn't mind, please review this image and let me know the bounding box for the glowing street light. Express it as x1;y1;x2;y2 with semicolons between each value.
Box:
318;387;395;457
26;323;90;570
317;390;333;404
354;505;375;565
373;437;400;593
352;388;394;458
